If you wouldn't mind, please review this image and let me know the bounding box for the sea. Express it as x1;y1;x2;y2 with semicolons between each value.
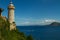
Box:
17;26;60;40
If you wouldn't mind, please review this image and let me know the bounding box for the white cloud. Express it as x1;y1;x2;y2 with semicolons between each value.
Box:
38;19;60;25
21;21;30;25
15;18;60;26
44;19;56;22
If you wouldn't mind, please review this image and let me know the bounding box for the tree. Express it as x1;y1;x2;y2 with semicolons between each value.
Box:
27;35;34;40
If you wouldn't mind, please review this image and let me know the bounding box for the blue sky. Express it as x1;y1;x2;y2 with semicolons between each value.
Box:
0;0;60;26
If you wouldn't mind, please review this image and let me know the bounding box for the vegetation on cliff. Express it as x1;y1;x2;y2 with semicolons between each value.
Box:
0;17;33;40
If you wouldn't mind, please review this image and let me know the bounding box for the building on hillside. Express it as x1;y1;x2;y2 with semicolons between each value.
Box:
8;0;16;30
0;0;16;30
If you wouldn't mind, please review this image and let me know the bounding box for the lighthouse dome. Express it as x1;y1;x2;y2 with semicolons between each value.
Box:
9;2;14;6
8;1;15;9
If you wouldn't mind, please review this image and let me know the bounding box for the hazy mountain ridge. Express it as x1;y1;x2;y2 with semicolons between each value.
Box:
49;22;60;26
18;22;60;26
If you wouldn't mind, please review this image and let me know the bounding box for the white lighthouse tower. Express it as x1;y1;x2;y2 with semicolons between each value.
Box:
8;0;16;30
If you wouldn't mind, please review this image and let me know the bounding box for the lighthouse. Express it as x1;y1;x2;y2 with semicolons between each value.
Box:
8;0;16;30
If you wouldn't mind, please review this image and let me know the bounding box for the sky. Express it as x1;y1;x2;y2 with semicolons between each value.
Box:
0;0;60;26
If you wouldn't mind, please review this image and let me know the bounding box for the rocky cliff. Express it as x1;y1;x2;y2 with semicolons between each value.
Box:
0;17;33;40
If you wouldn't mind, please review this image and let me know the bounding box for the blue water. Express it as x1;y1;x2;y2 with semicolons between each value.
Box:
17;26;60;40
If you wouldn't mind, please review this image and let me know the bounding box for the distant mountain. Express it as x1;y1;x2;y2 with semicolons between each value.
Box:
49;22;60;26
18;22;60;26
